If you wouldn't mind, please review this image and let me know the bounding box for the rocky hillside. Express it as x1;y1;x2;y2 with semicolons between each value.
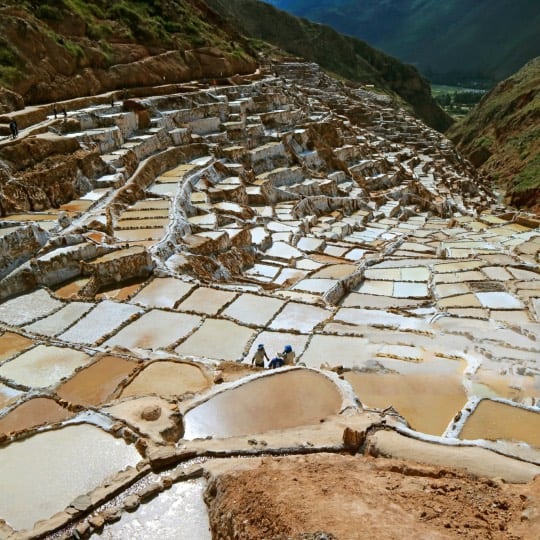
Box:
448;57;540;213
197;0;452;132
0;0;451;133
266;0;540;86
0;0;257;106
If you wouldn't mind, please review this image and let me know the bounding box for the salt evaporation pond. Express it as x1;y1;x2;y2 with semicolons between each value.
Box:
57;355;139;406
0;397;73;435
345;371;467;436
460;400;540;448
0;382;24;408
104;310;201;351
0;345;90;388
183;370;341;439
175;319;255;361
99;479;211;540
120;361;209;398
222;293;284;326
0;332;34;362
176;287;237;315
23;302;94;337
0;424;140;531
130;278;195;309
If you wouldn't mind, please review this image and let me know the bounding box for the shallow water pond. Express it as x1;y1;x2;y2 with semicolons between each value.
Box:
0;397;74;436
345;371;466;436
184;370;341;439
120;361;209;398
0;345;90;388
460;400;540;448
0;332;34;362
57;355;139;407
99;479;210;540
0;424;140;531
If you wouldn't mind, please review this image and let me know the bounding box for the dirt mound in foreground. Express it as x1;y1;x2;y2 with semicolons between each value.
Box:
205;453;540;539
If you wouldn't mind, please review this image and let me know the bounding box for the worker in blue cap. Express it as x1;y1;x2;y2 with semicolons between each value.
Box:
269;344;295;369
251;343;269;368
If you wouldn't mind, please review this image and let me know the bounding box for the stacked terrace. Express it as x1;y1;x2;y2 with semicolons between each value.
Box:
0;62;538;538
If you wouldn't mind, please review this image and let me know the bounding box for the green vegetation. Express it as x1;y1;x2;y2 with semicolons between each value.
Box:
0;41;22;86
514;153;540;192
431;85;486;119
448;57;540;209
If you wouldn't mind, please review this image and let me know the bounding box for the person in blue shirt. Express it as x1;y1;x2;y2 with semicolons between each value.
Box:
269;344;295;369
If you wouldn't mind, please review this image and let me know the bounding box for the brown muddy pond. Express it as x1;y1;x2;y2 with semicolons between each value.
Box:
56;355;139;407
53;278;89;299
183;370;341;439
120;361;209;398
345;371;467;436
0;332;34;362
460;400;540;448
0;397;73;436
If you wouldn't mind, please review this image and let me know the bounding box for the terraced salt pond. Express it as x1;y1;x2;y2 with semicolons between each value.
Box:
104;310;202;351
345;370;467;436
99;479;210;540
460;400;540;448
0;397;74;435
175;319;255;361
56;355;139;407
1;61;540;538
0;345;90;387
120;361;209;398
0;424;140;530
183;370;341;439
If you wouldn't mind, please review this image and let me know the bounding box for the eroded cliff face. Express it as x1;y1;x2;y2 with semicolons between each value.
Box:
0;2;257;108
0;133;107;215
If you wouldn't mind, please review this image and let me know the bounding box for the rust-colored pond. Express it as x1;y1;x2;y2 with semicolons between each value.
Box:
345;371;467;436
460;400;540;448
0;397;73;436
0;332;34;362
120;361;209;398
183;369;341;439
56;355;139;407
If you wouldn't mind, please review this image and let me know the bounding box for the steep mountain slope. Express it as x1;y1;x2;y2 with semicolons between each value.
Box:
266;0;540;85
206;0;452;132
448;57;540;213
0;0;257;106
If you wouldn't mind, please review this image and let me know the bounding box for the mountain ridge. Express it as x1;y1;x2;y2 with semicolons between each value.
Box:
206;0;452;132
266;0;540;85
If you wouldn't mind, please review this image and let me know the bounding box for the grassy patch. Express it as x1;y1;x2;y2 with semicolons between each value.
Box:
513;153;540;193
0;41;22;85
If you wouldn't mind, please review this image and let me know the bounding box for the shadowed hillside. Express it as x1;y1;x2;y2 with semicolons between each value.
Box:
206;0;452;132
448;57;540;213
267;0;540;86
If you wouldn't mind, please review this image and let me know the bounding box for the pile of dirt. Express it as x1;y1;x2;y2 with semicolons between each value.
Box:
205;453;540;539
